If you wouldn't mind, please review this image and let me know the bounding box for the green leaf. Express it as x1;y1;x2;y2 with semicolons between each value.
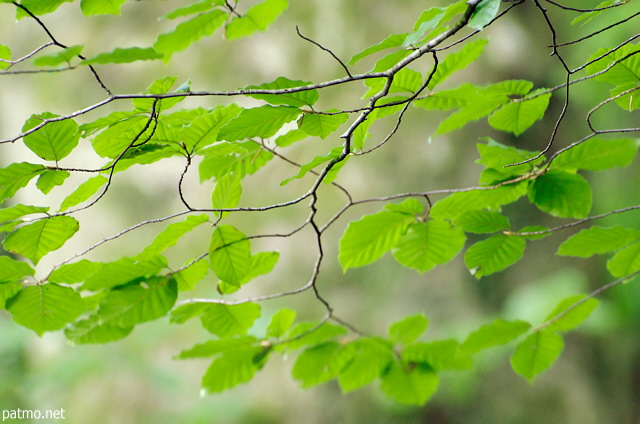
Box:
132;76;188;112
183;104;243;152
201;347;262;393
245;77;318;107
488;92;551;136
298;111;349;139
3;216;79;265
510;330;563;382
0;282;22;310
160;1;225;20
209;225;251;286
338;338;394;393
98;277;178;326
200;302;261;337
607;242;640;277
544;295;599;332
0;257;35;283
477;139;543;183
80;0;127;15
217;105;301;141
528;170;592;218
225;0;288;40
14;0;72;19
402;340;473;371
267;308;296;338
174;259;210;292
453;210;510;234
551;138;639;171
292;342;350;388
464;234;526;278
0;204;49;228
154;10;227;60
36;170;70;194
22;113;79;161
388;314;429;345
557;226;640;258
199;140;273;181
0;162;47;203
82;47;163;64
6;284;84;336
136;215;210;261
430;183;527;219
348;33;407;65
176;336;258;359
275;129;308;147
64;315;133;344
33;45;83;66
90;115;150;158
392;220;466;273
59;175;108;212
211;173;242;217
571;1;615;26
468;0;501;30
284;321;347;350
460;319;531;354
83;256;167;291
0;44;10;70
339;210;413;271
429;39;487;89
47;259;101;284
280;146;343;185
384;198;425;215
239;251;280;286
380;361;439;405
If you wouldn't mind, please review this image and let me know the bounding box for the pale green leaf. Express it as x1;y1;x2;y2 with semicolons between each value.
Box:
3;216;79;265
183;104;243;152
22;112;79;161
82;47;163;64
284;321;347;350
36;170;70;194
154;10;227;60
200;302;261;337
488;92;551;136
429;39;488;89
339;211;413;271
528;170;592;218
298;111;349;139
161;1;225;20
292;342;349;388
280;146;343;186
217;105;301;141
338;338;393;393
468;0;501;30
392;219;466;273
98;277;178;326
557;226;640;258
0;45;10;70
510;330;563;382
0;256;35;283
6;284;84;335
201;347;262;393
607;242;640;277
176;336;258;359
551;138;639;171
348;33;407;65
0;162;47;203
48;260;101;284
199;140;273;181
65;315;133;344
33;45;83;66
380;361;439;405
267;308;297;338
544;295;599;332
464;234;526;278
453;210;510;234
402;340;473;371
83;256;168;291
0;204;49;226
136;215;210;261
59;175;108;212
430;183;527;219
15;0;73;19
388;314;429;345
80;0;127;15
174;259;210;292
0;282;22;310
211;174;242;217
225;0;288;40
460;319;531;354
209;225;251;287
245;77;318;107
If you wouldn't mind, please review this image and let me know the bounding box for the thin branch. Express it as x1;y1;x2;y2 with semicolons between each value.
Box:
296;26;352;78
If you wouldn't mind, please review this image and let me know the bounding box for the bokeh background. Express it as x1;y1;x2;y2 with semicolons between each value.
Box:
0;1;639;423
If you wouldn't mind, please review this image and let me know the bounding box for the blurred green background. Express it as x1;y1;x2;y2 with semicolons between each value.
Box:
0;1;639;423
